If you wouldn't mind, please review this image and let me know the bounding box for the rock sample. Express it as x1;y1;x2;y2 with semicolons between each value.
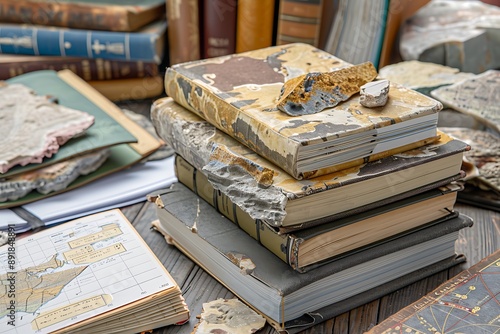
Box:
431;70;500;133
400;0;500;73
192;298;266;334
359;79;390;108
0;82;95;173
0;149;110;202
277;62;378;116
379;61;475;96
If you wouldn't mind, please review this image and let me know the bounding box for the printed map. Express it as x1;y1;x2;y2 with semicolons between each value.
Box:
368;249;500;334
0;210;174;333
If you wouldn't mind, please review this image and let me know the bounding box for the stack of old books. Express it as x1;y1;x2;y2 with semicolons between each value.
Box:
0;0;168;101
149;43;473;332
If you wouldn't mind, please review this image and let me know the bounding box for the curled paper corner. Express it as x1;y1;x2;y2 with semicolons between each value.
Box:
146;194;165;209
150;219;174;245
227;253;256;275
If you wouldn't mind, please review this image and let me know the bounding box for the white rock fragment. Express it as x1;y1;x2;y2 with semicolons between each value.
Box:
359;79;390;108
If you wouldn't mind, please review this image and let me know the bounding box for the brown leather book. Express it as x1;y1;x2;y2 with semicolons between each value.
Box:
201;0;238;58
167;0;201;65
276;0;324;46
236;0;276;53
0;55;159;81
0;0;166;31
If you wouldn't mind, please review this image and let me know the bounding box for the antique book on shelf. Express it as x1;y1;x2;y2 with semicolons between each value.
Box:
167;0;201;65
0;18;167;63
324;0;389;67
162;178;462;272
149;185;473;332
236;0;276;53
164;43;443;180
0;69;161;208
276;0;323;47
367;248;500;334
201;0;238;58
377;0;430;68
0;54;159;81
0;209;189;333
88;76;164;101
151;97;468;228
0;0;166;32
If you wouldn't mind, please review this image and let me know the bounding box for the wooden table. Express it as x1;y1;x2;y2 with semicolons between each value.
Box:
115;99;500;333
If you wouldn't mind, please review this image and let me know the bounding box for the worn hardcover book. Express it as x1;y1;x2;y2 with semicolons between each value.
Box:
0;70;161;208
0;0;166;32
236;0;276;53
276;0;323;47
151;97;468;228
367;248;500;334
0;209;189;333
0;54;160;81
164;43;443;180
0;18;167;63
201;0;238;58
88;76;164;101
164;178;462;272
149;186;473;332
378;0;430;68
167;0;201;65
324;0;389;67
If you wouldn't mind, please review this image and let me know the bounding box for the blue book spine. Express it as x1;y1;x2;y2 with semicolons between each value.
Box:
0;23;165;63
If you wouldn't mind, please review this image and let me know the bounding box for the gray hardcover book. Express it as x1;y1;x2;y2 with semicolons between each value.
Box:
149;183;473;332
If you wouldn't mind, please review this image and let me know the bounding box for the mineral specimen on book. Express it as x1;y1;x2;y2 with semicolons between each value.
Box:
379;61;474;96
277;62;378;116
400;0;500;73
0;82;95;173
431;70;500;133
360;79;390;108
0;149;110;202
192;298;266;334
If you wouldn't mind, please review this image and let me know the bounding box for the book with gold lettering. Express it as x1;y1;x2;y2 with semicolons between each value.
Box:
0;209;189;333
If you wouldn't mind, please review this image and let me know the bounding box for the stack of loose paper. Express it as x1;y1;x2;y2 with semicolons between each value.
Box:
0;69;164;215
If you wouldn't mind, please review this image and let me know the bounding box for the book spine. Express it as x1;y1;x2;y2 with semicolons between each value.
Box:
235;0;276;53
167;0;201;65
174;154;290;264
0;24;164;63
201;0;238;58
88;76;164;101
0;57;159;81
276;0;324;46
0;1;133;31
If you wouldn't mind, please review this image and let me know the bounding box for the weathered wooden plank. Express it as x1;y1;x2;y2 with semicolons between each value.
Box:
333;312;350;334
455;203;500;268
376;270;450;322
